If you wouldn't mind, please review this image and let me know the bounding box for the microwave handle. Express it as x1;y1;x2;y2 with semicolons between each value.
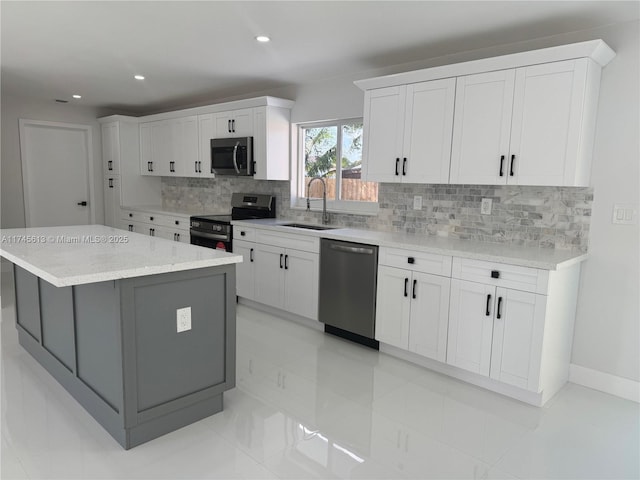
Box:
232;141;241;174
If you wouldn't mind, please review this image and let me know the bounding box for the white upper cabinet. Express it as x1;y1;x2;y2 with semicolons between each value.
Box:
101;122;120;175
356;40;615;187
362;78;455;184
450;58;597;186
449;70;515;185
214;108;254;138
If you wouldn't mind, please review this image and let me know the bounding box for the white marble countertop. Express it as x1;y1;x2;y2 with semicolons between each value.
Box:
0;225;242;287
232;219;587;270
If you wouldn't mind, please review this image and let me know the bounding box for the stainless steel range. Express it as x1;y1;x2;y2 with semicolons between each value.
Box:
190;193;275;252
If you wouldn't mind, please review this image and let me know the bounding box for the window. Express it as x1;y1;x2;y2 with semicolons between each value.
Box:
295;119;378;214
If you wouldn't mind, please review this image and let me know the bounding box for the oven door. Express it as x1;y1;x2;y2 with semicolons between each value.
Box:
190;229;232;252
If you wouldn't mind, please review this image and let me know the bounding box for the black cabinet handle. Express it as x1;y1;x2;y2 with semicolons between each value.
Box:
175;220;179;225
402;158;407;176
240;231;246;236
279;253;283;269
147;161;151;172
108;178;113;188
128;224;133;231
149;162;153;172
510;154;515;176
486;294;492;316
77;201;87;206
195;161;198;173
173;233;177;241
129;213;133;218
169;161;175;172
395;158;399;176
176;233;180;241
199;161;202;173
491;270;500;279
232;119;235;132
404;278;409;297
497;297;503;319
228;119;231;133
407;257;415;264
499;155;505;177
150;216;154;221
108;160;113;170
412;279;417;299
284;254;289;270
149;228;154;236
250;248;254;262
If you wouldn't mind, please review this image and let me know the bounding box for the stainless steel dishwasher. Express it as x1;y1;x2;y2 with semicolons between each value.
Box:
319;238;379;349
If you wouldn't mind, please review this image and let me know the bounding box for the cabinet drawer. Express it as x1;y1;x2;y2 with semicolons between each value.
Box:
234;226;256;242
255;229;319;253
379;247;452;276
151;213;190;229
452;257;548;294
121;209;145;223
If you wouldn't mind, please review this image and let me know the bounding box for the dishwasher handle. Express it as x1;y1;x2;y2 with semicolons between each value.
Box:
329;244;375;255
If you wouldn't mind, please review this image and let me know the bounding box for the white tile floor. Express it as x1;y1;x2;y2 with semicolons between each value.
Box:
1;274;639;479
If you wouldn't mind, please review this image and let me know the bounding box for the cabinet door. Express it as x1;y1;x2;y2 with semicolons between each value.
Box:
283;249;319;320
509;59;588;186
172;116;198;176
253;243;285;309
230;108;253;137
490;288;546;390
140;123;153;175
375;266;411;349
362;86;406;182
450;70;515;185
197;114;215;177
101;122;120;175
103;176;120;228
402;78;456;184
234;240;255;300
408;272;451;362
447;279;495;376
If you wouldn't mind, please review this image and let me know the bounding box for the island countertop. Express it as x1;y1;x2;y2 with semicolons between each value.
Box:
0;224;242;287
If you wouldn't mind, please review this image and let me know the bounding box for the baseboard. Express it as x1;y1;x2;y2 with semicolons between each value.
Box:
569;364;640;403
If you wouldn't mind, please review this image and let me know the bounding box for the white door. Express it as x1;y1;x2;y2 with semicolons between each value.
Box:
450;70;515;185
447;279;495;376
362;86;406;182
19;120;94;227
283;249;319;320
402;78;456;184
408;272;451;362
234;240;255;300
509;59;588;186
375;266;411;349
253;243;284;309
490;288;546;390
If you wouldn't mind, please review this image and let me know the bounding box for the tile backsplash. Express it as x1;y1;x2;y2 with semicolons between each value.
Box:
162;177;592;252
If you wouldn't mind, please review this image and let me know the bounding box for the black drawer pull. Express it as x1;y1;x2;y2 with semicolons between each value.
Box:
407;257;415;264
496;297;503;319
486;294;492;316
491;270;500;279
240;231;246;236
175;220;179;225
129;213;133;217
250;248;254;262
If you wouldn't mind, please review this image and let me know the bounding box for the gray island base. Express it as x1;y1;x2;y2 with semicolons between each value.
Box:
13;264;236;449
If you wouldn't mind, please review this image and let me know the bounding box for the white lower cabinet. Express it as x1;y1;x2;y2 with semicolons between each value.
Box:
375;248;452;362
447;279;546;390
120;209;190;243
235;227;319;321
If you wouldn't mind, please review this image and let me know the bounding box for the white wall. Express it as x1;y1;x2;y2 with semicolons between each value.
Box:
1;94;106;228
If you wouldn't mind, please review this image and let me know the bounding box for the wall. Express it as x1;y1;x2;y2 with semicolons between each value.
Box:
164;20;640;384
1;94;108;229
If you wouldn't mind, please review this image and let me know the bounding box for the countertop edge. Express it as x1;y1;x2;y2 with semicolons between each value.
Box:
231;219;588;271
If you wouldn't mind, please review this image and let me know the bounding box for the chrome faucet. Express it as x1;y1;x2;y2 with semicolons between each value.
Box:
306;177;330;225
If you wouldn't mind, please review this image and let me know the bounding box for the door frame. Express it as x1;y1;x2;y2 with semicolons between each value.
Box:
19;119;96;226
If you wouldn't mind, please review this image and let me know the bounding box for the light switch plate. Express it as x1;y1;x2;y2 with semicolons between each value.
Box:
481;198;492;215
176;307;191;333
413;195;423;210
612;204;638;225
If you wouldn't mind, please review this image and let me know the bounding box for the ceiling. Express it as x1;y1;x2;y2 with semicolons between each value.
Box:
2;1;638;115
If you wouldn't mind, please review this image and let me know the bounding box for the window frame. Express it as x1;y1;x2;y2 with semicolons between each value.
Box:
290;118;379;216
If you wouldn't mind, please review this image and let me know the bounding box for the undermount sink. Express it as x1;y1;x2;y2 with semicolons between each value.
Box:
281;223;338;231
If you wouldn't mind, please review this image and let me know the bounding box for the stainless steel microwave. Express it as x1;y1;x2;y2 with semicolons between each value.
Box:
210;137;254;176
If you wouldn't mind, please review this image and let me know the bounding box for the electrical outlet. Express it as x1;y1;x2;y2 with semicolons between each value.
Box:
612;204;638;225
176;307;191;333
413;195;423;210
481;198;492;215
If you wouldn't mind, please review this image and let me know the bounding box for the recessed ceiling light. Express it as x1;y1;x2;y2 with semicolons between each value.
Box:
72;94;82;99
134;75;145;80
255;35;270;43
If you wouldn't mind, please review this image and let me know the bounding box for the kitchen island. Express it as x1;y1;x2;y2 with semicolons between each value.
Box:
0;225;241;449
